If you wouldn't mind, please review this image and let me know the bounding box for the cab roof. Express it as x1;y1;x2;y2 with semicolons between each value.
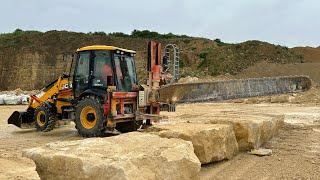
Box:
77;45;136;54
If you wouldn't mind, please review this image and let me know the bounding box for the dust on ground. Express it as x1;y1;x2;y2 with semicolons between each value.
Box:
0;106;82;180
1;102;320;179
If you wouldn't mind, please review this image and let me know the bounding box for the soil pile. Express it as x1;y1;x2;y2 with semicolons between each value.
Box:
292;46;320;63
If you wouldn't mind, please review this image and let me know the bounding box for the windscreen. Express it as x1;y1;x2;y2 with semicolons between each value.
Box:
92;50;113;88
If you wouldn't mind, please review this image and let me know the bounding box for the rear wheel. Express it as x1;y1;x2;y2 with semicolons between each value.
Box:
75;97;106;137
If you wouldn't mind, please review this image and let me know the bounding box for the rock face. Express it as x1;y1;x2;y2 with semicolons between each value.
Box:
147;123;239;164
0;30;305;91
23;132;201;180
0;51;73;90
207;115;284;151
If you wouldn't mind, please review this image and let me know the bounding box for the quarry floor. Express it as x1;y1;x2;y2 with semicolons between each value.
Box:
0;103;320;180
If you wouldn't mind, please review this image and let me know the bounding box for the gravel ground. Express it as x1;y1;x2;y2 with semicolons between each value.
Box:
1;103;320;179
163;103;320;179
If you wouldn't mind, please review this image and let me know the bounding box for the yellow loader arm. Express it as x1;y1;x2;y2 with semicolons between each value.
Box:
8;75;72;128
28;76;71;110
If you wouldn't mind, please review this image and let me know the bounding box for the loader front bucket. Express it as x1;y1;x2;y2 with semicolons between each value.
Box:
8;111;35;129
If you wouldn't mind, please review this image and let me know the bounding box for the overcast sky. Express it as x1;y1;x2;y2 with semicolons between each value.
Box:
0;0;319;47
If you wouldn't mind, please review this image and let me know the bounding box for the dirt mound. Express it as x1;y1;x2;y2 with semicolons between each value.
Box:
197;41;303;76
292;47;320;63
237;61;320;85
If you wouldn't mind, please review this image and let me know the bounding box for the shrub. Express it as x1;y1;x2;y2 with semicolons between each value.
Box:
108;32;129;37
92;31;107;36
131;30;160;38
130;29;190;39
13;29;23;35
214;38;228;46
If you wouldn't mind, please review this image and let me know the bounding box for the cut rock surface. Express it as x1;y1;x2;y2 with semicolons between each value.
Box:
206;114;284;151
147;123;239;164
23;132;201;180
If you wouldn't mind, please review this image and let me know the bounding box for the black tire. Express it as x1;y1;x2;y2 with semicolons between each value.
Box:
116;120;143;133
75;96;106;137
34;106;55;132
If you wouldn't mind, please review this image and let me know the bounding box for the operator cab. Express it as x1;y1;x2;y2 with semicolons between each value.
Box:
73;45;137;98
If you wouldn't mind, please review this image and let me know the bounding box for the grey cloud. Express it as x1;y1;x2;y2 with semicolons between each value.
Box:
0;0;319;47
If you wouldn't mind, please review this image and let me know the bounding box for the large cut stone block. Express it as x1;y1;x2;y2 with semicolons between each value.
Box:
147;123;239;164
207;114;284;151
23;132;201;180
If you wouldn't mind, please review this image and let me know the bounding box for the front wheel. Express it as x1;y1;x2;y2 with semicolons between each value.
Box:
75;97;106;137
34;105;56;132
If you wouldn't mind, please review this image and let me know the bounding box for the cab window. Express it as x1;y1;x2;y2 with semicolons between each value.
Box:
74;51;90;95
92;51;113;88
114;55;137;91
125;56;137;84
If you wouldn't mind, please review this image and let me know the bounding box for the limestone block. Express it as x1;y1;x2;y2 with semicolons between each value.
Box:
23;132;201;180
147;123;239;164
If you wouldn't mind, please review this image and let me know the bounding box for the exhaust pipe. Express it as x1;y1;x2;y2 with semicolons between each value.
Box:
8;110;35;129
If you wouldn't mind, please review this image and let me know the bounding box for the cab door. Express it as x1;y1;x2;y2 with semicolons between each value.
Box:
113;54;137;92
73;51;91;98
